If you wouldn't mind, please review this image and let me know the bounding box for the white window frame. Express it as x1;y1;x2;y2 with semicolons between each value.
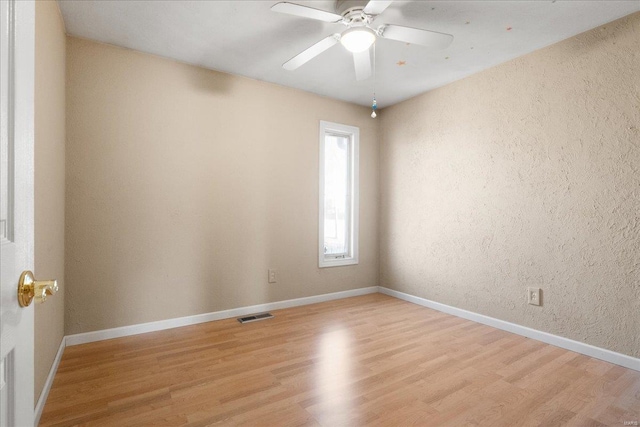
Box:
318;120;359;268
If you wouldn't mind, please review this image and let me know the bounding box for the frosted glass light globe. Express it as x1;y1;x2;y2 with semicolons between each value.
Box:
341;27;376;53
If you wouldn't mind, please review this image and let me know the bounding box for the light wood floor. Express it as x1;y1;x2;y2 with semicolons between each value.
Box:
40;294;639;426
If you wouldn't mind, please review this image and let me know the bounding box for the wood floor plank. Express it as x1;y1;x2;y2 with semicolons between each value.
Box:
39;294;639;426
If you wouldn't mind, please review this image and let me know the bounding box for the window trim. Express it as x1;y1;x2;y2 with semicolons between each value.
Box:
318;120;359;268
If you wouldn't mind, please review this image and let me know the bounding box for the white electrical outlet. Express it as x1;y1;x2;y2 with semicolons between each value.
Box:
268;269;277;283
527;287;541;306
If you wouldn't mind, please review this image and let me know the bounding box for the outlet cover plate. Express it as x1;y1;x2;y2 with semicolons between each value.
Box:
268;269;277;283
527;287;541;306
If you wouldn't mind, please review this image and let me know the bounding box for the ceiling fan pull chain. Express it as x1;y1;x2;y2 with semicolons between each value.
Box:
371;43;377;118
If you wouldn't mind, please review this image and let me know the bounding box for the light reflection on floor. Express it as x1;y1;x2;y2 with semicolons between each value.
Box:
314;327;354;425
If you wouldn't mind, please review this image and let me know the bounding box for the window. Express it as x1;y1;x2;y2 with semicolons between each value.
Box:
319;121;359;268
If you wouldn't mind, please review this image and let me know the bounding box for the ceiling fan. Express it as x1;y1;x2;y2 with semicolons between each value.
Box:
271;0;454;81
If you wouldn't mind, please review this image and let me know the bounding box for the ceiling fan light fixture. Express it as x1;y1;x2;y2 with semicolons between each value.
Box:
340;27;376;53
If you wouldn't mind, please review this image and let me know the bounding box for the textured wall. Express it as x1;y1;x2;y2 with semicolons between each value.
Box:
34;0;66;404
65;37;379;334
380;13;639;358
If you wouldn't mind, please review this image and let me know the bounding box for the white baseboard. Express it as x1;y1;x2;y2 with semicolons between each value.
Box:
378;287;640;372
65;286;379;346
34;336;66;426
62;285;639;372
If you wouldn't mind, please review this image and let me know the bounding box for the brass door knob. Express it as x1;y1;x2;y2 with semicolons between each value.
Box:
17;271;58;307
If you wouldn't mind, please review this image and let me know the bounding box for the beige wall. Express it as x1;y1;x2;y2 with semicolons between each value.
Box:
34;0;66;403
65;37;379;334
380;13;640;358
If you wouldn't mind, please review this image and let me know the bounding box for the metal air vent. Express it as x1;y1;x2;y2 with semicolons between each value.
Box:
237;313;274;324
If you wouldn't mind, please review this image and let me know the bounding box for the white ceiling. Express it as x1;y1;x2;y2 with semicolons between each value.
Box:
58;1;639;108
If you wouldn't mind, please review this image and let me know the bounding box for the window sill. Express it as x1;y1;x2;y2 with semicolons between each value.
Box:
319;257;358;268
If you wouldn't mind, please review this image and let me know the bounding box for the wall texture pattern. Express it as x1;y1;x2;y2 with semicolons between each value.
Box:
34;0;66;403
380;12;639;358
65;37;379;334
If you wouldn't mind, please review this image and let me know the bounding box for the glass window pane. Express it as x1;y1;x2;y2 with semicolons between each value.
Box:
323;134;350;256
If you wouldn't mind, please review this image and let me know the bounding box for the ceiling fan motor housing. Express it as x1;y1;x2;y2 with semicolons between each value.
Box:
336;0;370;17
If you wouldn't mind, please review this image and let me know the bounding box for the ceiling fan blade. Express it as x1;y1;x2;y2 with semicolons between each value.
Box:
271;2;343;23
353;49;372;81
380;24;454;49
283;34;340;70
363;0;394;16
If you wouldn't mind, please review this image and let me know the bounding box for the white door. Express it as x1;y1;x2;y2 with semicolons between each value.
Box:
0;0;35;426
